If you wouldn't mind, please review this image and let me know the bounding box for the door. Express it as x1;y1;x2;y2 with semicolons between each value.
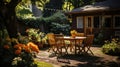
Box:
85;16;93;35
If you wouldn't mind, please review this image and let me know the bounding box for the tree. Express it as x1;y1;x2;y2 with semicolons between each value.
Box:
0;0;22;38
43;0;64;17
30;0;49;17
0;0;106;38
0;0;49;38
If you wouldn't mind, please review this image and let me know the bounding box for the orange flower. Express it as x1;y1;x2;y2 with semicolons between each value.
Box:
24;46;31;53
14;44;24;50
27;42;40;53
14;45;21;50
3;45;10;49
15;49;21;55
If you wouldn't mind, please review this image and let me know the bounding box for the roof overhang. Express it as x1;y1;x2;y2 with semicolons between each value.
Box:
65;0;120;15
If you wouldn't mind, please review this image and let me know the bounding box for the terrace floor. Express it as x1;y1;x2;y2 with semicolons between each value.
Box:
35;45;120;67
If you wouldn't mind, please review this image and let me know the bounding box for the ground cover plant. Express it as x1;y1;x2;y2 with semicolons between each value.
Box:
102;38;120;56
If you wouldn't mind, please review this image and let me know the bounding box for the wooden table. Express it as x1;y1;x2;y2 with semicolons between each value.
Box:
56;36;86;54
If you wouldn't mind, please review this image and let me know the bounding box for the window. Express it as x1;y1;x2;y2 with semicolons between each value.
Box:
77;17;83;28
103;16;112;28
114;16;120;28
93;16;100;28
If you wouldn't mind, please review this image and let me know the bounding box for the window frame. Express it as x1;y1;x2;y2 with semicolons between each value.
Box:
113;15;120;29
103;16;112;28
93;16;101;28
76;16;83;29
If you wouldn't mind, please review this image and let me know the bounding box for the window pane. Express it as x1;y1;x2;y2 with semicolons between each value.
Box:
77;17;83;28
94;16;99;28
104;17;111;27
115;16;120;28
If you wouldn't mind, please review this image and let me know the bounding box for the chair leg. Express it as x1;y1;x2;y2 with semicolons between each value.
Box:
86;47;94;55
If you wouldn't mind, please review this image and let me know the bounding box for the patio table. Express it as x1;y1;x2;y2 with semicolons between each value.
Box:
55;36;86;54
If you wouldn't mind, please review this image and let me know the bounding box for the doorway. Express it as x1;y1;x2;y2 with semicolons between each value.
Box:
85;16;93;35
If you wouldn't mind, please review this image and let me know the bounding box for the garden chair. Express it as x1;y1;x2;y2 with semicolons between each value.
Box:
47;33;57;53
74;33;85;54
76;33;85;45
54;34;69;55
82;34;94;55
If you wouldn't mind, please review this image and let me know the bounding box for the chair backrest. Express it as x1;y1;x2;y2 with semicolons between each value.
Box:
47;33;56;45
76;33;85;45
84;34;94;47
54;34;65;46
76;33;84;37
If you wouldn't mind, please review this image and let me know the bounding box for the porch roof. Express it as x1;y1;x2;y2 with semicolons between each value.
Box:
67;0;120;14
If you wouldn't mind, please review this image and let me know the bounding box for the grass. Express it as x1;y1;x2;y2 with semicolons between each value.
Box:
34;60;53;67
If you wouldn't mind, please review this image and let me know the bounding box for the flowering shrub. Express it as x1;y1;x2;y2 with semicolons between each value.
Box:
0;29;15;66
12;42;40;67
0;29;40;67
102;38;120;56
26;28;45;42
26;28;47;48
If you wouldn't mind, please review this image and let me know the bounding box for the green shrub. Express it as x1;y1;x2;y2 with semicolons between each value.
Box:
102;38;120;56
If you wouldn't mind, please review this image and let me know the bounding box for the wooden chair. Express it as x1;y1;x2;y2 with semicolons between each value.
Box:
76;33;85;44
74;33;85;54
69;33;85;53
47;33;56;52
54;34;68;55
82;34;94;55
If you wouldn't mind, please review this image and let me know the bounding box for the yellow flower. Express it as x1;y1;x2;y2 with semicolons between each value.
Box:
70;30;77;35
70;30;77;38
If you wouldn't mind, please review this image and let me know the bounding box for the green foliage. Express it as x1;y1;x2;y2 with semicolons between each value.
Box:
0;29;40;67
45;11;68;23
18;12;71;35
18;17;45;28
94;32;104;45
62;1;74;11
42;0;63;17
0;29;14;66
16;8;33;19
12;53;37;67
50;23;71;35
26;28;45;43
17;33;30;44
102;38;120;56
16;0;33;19
45;12;71;35
25;28;48;46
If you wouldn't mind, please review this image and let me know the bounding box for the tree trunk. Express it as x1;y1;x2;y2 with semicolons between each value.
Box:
4;8;18;38
0;0;22;38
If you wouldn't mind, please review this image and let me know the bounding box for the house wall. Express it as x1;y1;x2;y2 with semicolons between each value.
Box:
71;13;120;39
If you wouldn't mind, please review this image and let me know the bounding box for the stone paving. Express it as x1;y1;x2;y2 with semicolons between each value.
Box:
35;46;120;67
